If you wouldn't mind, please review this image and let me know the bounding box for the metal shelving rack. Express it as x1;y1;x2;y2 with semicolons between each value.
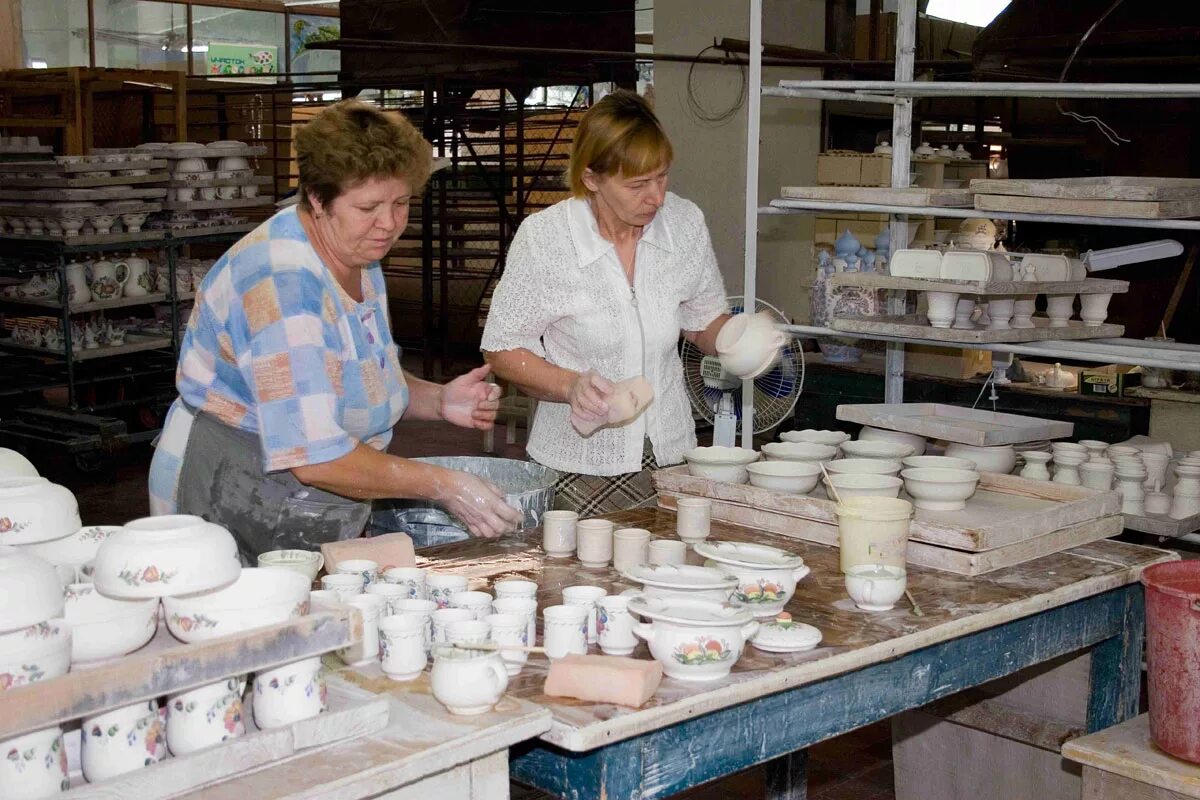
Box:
741;0;1200;444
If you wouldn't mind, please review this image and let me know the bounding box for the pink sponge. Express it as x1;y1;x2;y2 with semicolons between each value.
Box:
543;654;663;708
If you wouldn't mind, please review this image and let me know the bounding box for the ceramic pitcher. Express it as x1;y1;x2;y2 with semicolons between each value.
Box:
64;259;91;305
123;253;154;297
89;257;128;301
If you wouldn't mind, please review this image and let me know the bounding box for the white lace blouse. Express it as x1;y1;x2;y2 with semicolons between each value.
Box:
481;192;727;476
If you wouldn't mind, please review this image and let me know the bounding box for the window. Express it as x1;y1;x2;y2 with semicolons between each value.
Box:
92;0;187;70
193;5;285;80
20;0;89;69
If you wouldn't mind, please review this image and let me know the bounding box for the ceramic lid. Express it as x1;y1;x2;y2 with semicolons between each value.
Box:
752;613;822;653
693;540;805;569
622;563;737;590
627;594;752;626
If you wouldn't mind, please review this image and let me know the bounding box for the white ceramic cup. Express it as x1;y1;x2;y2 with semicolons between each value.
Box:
844;564;907;611
82;699;167;782
542;510;579;557
449;590;494;621
339;593;385;665
613;528;651;572
493;578;538;601
335;559;379;586
493;596;538;647
391;598;437;652
365;581;410;615
485;612;529;676
166;676;246;756
576;518;615;568
382;566;427;600
562;585;607;643
0;726;68;798
320;573;364;603
175;187;195;202
378;614;427;681
217;185;239;200
597;595;638;656
431;607;474;645
252;656;326;730
543;604;588;659
675;497;712;543
445;619;491;647
200;186;218;201
426;573;469;609
648;539;687;566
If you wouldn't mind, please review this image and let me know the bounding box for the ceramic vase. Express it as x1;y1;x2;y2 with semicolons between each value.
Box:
1011;296;1036;328
1116;469;1147;515
1046;294;1075;328
987;298;1015;330
64;259;90;305
1079;293;1113;326
123;254;154;298
952;298;976;330
925;291;959;329
1052;454;1084;485
1018;452;1052;481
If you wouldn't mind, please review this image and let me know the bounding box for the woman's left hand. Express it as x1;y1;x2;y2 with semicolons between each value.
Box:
441;364;503;430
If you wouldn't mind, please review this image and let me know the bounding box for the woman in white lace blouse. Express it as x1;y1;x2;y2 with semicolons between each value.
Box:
481;90;730;515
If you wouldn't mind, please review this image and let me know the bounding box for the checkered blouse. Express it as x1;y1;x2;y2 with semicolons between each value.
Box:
148;207;408;515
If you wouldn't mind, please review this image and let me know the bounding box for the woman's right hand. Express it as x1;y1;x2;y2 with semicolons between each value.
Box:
433;469;524;539
568;370;615;424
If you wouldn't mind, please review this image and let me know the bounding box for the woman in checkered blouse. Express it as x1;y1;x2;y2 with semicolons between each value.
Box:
149;100;522;561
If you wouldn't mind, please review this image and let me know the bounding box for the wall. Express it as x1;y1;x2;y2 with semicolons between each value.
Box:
654;0;824;322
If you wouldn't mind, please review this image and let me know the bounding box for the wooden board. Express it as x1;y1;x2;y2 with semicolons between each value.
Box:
651;465;1119;552
0;230;167;246
970;177;1200;203
1;173;169;189
780;185;975;207
162;196;274;212
62;679;390;800
835;402;1074;446
975;192;1200;220
0;160;168;174
0;202;162;219
830;271;1129;296
832;314;1125;343
170;223;257;239
2;334;174;361
6;292;171;313
0;187;167;202
1063;714;1200;799
164;176;273;189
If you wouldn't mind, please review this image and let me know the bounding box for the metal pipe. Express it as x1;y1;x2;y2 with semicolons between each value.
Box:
762;86;902;105
741;0;763;449
775;79;1200;99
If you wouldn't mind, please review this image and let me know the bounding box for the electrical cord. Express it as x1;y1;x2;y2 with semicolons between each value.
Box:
1055;0;1130;146
686;42;747;124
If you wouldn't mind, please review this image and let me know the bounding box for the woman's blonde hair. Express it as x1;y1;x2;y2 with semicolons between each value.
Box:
296;99;432;210
567;90;673;198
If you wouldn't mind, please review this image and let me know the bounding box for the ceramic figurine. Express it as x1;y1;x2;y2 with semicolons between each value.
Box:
811;248;863;364
834;230;861;260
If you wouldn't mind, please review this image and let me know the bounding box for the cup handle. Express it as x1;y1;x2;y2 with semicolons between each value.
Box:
114;261;129;286
487;658;508;691
740;621;760;640
792;565;811;581
632;622;655;643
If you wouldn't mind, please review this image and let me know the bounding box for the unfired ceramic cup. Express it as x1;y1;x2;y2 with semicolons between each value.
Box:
542;510;579;557
613;527;651;572
675;497;712;543
493;579;538;601
576;518;614;568
648;539;687;566
445;618;491;647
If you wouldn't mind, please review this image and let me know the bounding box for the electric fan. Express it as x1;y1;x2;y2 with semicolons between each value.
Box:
681;297;805;447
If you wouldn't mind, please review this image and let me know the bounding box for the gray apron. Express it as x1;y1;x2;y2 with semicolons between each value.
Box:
176;410;371;563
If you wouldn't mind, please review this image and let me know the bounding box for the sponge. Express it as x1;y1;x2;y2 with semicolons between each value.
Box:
543;654;663;708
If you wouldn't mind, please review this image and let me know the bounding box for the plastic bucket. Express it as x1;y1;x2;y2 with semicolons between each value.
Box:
835;496;913;572
1143;560;1200;763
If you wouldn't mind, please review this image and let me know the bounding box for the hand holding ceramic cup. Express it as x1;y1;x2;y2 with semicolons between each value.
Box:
576;518;614;568
252;656;326;729
716;311;786;379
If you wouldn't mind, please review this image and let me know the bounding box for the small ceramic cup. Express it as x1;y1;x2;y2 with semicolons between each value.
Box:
426;573;470;609
335;559;379;586
431;607;474;645
844;564;907;612
320;573;364;603
445;619;491;647
648;539;688;566
449;590;495;621
166;676;246;756
576;518;615;568
675;497;713;543
493;578;538;601
378;614;427;681
252;656;326;729
339;594;386;666
391;598;437;653
597;595;638;656
485;612;529;676
613;527;651;573
493;596;538;647
0;726;68;798
542;510;579;557
82;698;167;782
382;566;427;600
562;585;607;644
543;604;588;659
365;581;410;615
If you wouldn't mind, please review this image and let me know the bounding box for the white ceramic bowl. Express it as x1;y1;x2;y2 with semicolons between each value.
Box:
902;455;976;472
760;441;837;464
779;429;851;448
64;582;158;662
628;595;758;681
257;549;324;582
944;443;1017;474
901;467;981;511
683;446;760;484
857;426;928;456
0;448;37;478
746;460;821;494
0;477;82;545
839;440;916;461
824;458;902;478
172;156;208;174
92;515;241;599
0;546;64;633
694;540;810;617
163;567;310;643
217;155;250;171
824;473;903;499
0;619;70;688
21;525;120;568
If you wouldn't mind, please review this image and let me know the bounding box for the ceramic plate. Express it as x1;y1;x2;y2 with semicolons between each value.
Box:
621;563;737;589
693;540;805;569
627;594;752;626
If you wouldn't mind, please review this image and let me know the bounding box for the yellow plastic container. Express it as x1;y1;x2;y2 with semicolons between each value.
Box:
835;496;913;572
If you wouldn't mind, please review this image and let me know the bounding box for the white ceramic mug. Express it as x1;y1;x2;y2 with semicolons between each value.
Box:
383;566;427;600
449;590;494;621
0;726;68;798
576;518;614;568
445;619;491;647
252;656;326;729
431;607;474;645
426;573;469;609
597;595;638;656
167;676;246;756
339;594;385;665
543;604;588;659
562;585;607;644
485;612;528;676
320;573;364;603
648;539;688;566
675;498;712;543
335;559;379;586
613;528;651;572
430;648;508;716
493;579;538;601
378;614;427;681
391;598;437;652
365;581;409;615
844;564;907;611
542;510;579;557
81;699;167;782
493;596;538;647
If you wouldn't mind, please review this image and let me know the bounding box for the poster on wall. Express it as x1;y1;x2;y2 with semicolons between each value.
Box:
289;15;340;79
205;43;278;82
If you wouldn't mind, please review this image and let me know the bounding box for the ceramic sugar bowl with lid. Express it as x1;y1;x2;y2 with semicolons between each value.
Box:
694;540;810;617
628;595;758;682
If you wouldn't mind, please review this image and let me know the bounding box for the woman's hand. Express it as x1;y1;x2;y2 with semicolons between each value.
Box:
567;370;614;424
432;468;524;539
440;364;503;430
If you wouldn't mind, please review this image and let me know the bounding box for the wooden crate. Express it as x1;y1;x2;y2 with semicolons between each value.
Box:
835;402;1074;446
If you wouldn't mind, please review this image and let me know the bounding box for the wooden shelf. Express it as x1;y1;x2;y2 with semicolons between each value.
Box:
830;272;1130;296
162;195;274;212
0;292;171;313
0;334;174;360
170;222;257;239
0;187;168;202
3;173;169;189
0;230;166;248
831;314;1125;344
0;159;168;174
164;175;271;189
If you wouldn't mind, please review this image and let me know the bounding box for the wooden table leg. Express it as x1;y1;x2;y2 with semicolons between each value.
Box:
764;750;808;799
1086;584;1145;732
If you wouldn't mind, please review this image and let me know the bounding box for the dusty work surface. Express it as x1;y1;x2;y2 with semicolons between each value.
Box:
415;507;1175;752
1064;714;1200;798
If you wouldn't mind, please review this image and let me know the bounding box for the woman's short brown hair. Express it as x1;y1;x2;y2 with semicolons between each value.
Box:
296;99;432;210
567;90;673;197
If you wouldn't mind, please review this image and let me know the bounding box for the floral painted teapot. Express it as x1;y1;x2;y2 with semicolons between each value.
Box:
89;257;128;301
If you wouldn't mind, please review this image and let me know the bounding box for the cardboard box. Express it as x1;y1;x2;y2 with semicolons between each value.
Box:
905;345;992;380
1080;365;1140;397
945;161;989;184
817;152;863;186
859;154;893;187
